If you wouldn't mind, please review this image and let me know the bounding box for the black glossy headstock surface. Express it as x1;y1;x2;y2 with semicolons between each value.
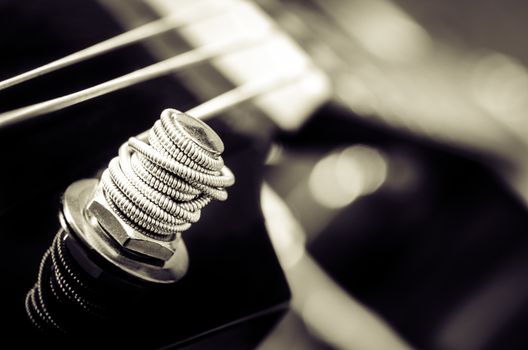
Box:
0;1;289;348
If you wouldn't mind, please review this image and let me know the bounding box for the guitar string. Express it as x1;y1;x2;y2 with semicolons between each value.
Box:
0;29;277;129
0;1;232;91
134;67;308;141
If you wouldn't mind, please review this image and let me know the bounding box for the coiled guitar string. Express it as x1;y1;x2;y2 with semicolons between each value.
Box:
26;110;235;334
25;230;112;334
100;109;234;241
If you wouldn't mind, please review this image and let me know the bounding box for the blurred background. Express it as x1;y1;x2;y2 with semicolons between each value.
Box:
2;0;528;349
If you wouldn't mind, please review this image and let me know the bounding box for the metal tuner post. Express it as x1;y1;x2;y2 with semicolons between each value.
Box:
25;109;234;334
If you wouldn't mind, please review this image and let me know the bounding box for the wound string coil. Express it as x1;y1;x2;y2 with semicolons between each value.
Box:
100;109;234;241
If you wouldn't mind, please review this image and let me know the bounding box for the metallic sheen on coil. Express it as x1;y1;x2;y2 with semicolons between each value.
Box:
100;109;234;241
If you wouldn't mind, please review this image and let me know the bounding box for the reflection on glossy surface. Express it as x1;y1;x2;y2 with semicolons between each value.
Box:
261;183;411;350
308;145;388;209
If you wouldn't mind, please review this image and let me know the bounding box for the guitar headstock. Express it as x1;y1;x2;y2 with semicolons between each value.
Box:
3;1;528;350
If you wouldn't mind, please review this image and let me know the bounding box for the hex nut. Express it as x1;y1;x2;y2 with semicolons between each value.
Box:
85;185;176;262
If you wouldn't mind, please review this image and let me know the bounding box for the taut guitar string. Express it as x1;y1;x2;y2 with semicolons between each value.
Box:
0;2;232;91
0;29;281;129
